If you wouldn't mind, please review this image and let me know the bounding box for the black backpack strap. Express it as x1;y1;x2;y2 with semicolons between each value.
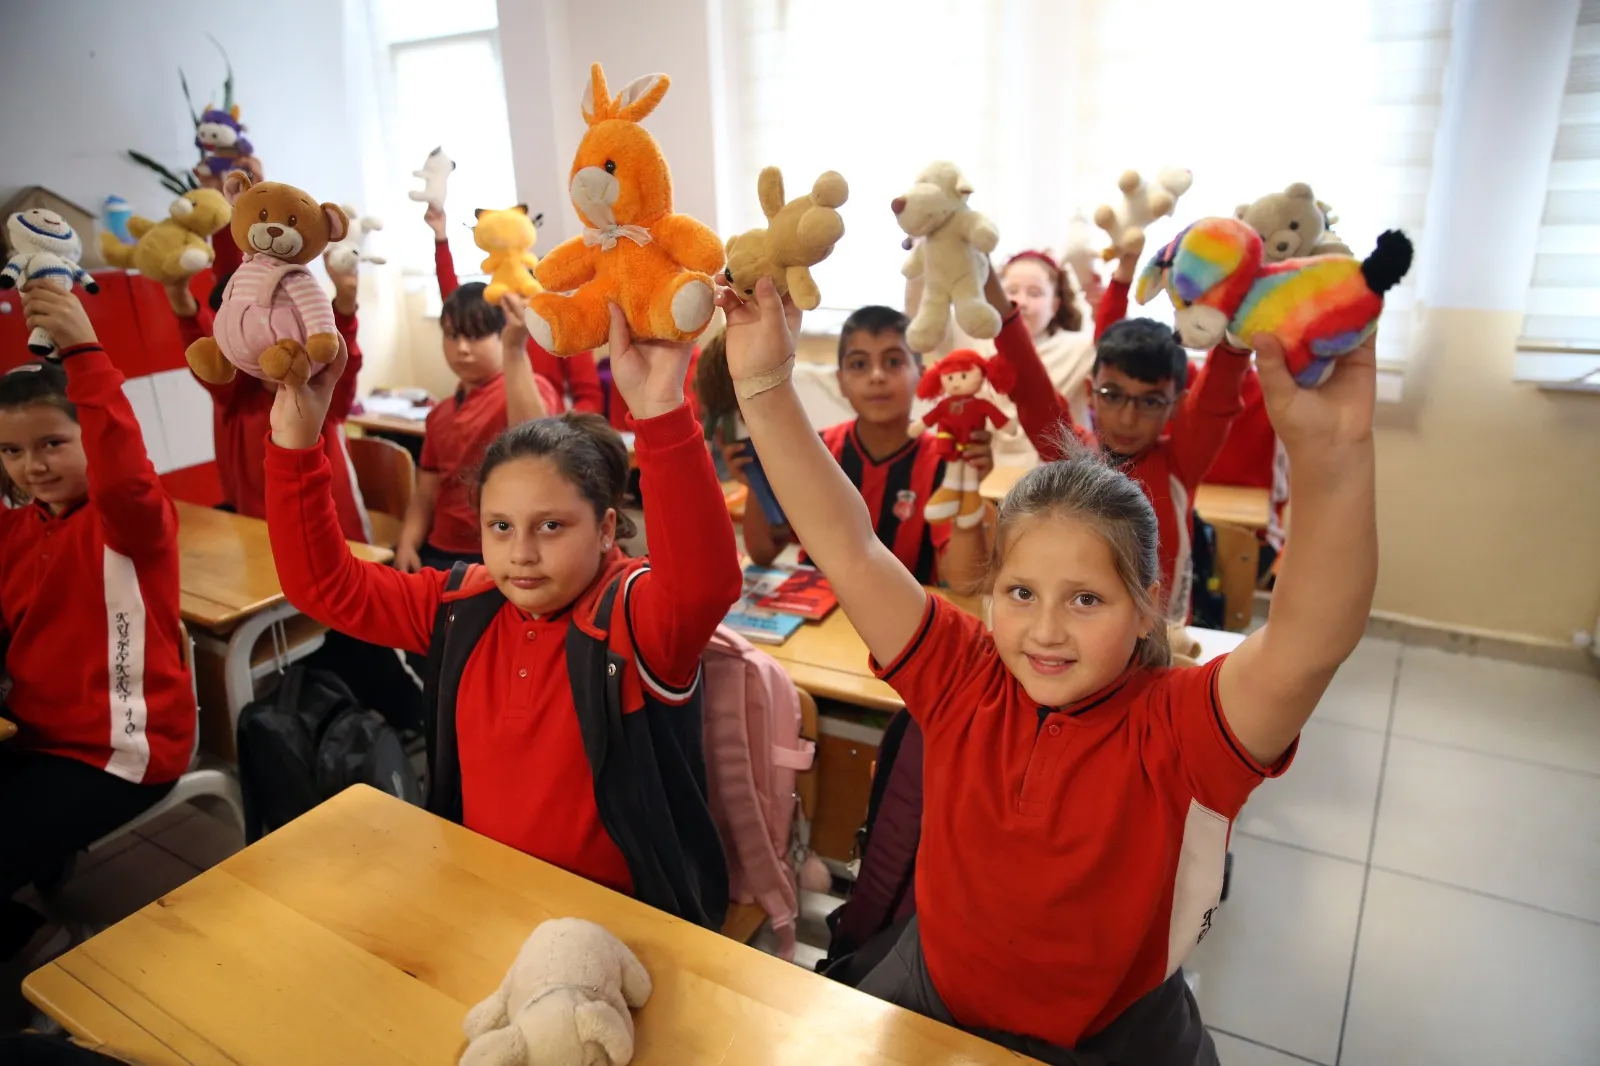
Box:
420;563;502;821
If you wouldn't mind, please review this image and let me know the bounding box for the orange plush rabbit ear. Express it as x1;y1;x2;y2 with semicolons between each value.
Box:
580;62;669;125
581;63;613;124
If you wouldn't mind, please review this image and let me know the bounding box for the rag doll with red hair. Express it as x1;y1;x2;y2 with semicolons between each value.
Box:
908;349;1014;528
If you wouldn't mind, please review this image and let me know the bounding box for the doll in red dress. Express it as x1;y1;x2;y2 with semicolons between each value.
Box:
909;349;1014;528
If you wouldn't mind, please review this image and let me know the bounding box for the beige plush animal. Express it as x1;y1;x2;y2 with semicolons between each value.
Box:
460;918;652;1066
893;161;1001;354
98;188;232;285
1235;182;1352;262
723;167;847;311
1093;166;1193;261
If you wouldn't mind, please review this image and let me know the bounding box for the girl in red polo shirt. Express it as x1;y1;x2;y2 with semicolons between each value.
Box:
262;302;742;919
0;286;194;961
722;277;1379;1064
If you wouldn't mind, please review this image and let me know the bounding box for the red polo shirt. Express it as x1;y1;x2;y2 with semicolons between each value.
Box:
876;594;1293;1047
419;372;562;555
818;422;951;585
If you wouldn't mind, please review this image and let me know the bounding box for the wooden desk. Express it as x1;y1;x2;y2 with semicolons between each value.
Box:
983;465;1272;532
25;785;1034;1066
177;502;393;744
348;410;428;439
764;589;980;712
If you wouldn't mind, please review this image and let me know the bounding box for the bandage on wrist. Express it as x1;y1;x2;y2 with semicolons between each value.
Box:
734;355;796;401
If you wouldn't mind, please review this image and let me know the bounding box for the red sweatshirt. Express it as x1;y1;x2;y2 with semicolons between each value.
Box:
435;241;604;415
0;345;195;784
264;403;742;885
178;306;371;543
992;310;1249;621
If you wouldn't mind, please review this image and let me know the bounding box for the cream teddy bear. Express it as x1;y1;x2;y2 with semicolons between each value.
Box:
1235;182;1352;262
460;918;653;1066
893;161;1001;354
723;166;848;311
1093;166;1193;261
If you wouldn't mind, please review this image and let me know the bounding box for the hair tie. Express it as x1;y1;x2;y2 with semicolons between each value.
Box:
1005;249;1063;273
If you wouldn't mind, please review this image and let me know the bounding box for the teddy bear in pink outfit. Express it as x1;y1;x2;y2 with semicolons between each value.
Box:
185;173;348;387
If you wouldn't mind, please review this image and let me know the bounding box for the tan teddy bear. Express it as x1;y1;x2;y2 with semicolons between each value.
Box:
1093;166;1192;261
893;161;1001;354
723;167;847;311
98;188;232;285
1234;182;1351;262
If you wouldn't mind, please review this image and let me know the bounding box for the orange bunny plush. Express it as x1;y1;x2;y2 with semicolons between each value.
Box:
525;63;724;355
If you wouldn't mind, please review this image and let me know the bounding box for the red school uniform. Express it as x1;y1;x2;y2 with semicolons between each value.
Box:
435;240;605;415
992;308;1249;621
0;345;195;784
875;594;1293;1047
264;403;743;889
177;306;371;543
819;421;951;586
1187;359;1274;489
418;371;563;556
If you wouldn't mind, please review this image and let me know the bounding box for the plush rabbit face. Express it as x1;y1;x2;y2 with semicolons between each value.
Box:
569;65;673;230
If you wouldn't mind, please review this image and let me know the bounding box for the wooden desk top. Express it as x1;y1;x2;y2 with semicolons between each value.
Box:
349;410;429;439
765;588;980;711
24;785;1035;1066
982;465;1270;531
177;502;392;633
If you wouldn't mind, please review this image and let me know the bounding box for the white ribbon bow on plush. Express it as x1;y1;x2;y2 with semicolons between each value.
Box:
582;224;653;251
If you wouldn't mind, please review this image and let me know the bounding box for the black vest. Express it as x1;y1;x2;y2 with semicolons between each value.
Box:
420;562;728;929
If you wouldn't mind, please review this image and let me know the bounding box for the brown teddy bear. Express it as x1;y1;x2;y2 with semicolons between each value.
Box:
1234;182;1351;262
723;167;847;311
185;174;346;386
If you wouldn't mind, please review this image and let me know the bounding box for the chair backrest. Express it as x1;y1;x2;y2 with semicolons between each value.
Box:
347;435;416;521
179;620;200;765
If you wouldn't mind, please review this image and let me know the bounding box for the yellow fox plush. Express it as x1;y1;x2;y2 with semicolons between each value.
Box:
475;205;543;304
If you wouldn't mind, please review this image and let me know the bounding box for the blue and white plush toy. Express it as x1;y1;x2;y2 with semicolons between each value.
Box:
103;195;135;245
2;210;99;357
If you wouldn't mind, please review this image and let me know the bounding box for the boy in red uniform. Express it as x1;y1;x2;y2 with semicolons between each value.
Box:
721;274;1379;1064
0;286;194;960
427;203;604;415
263;303;742;924
731;306;991;588
988;252;1250;621
396;288;561;573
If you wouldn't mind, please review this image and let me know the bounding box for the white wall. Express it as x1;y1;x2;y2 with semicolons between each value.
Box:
496;0;720;245
0;1;365;226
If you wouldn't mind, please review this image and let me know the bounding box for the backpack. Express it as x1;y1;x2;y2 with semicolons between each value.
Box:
701;625;815;960
236;663;422;842
818;709;924;984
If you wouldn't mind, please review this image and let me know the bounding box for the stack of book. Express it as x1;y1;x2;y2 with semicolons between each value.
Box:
723;564;839;645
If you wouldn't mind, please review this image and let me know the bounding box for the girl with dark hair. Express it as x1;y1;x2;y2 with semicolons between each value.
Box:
261;302;742;924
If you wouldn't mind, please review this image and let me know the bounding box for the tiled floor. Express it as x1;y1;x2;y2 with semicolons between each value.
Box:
1186;637;1600;1066
8;636;1600;1065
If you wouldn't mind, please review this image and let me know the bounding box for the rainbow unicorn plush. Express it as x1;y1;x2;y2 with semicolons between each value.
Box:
1135;216;1413;385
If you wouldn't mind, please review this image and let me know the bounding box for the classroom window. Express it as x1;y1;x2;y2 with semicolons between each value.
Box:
371;0;517;275
1516;0;1600;391
717;0;1452;368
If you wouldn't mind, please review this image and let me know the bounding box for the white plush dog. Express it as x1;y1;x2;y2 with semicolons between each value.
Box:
324;206;386;273
1092;166;1193;260
893;161;1001;354
409;147;456;211
460;918;653;1066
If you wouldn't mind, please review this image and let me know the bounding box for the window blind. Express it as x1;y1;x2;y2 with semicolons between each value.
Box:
1516;0;1600;390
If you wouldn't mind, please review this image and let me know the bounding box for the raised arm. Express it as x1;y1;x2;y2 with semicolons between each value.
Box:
653;214;726;276
497;293;552;427
1093;235;1142;341
163;279;240;404
265;345;443;654
1168;342;1250;489
1218;334;1377;765
605;306;743;689
983;266;1085;463
724;279;927;665
326;257;362;422
24;287;175;558
564;351;606;415
428;205;460;299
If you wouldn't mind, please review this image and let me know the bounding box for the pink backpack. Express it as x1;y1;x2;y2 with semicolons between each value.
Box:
701;624;815;959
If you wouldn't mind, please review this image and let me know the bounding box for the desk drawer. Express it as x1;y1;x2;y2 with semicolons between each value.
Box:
811;716;886;862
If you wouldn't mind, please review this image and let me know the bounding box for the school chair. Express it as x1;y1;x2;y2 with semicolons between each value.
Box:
37;623;245;895
1210;521;1260;632
347;434;416;550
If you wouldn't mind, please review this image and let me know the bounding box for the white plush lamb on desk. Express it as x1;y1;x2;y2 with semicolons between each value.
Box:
460;918;653;1066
